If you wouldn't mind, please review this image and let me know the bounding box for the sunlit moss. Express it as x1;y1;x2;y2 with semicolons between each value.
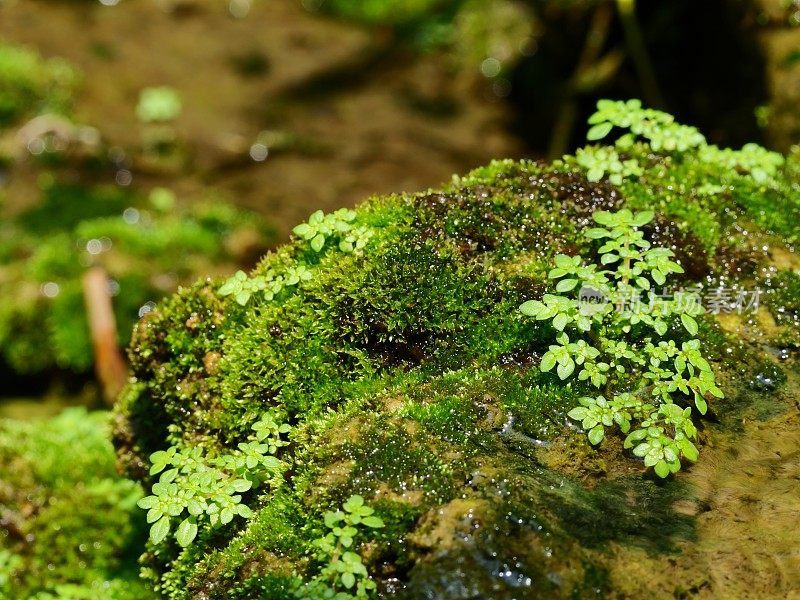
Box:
116;126;799;596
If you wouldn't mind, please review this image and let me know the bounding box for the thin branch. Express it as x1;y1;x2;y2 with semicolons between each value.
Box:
82;266;128;406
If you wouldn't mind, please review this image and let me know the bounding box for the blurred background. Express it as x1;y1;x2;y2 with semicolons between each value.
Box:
0;0;799;412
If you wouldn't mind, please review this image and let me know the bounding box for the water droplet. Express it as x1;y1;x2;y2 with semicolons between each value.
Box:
41;282;60;298
123;207;140;224
229;0;250;18
116;169;133;186
27;138;45;155
86;239;103;255
480;57;502;78
249;143;269;162
139;301;157;318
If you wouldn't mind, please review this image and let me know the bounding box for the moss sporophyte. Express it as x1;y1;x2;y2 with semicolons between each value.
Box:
519;209;722;478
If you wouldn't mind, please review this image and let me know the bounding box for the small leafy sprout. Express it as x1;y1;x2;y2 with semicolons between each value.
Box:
295;496;384;600
218;270;264;306
218;264;313;306
575;146;643;185
137;413;292;547
218;208;373;307
699;142;785;184
587;98;706;152
252;411;292;454
293;208;372;254
519;209;723;478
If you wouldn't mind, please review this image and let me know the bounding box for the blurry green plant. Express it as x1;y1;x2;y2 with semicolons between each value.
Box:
136;86;182;123
310;0;445;26
294;496;384;600
0;43;79;127
0;408;154;599
137;412;291;547
0;183;271;374
307;0;534;77
520;209;723;477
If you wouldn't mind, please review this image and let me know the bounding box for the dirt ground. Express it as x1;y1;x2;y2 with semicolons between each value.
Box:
0;0;523;239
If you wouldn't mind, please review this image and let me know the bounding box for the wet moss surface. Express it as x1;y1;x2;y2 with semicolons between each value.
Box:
112;151;800;598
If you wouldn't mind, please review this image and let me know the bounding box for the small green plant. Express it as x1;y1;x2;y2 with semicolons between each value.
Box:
295;495;384;600
576;99;785;187
587;98;706;152
218;264;313;306
520;209;723;477
575;145;643;185
219;208;374;306
292;208;372;253
137;412;291;547
699;142;785;184
136;86;182;123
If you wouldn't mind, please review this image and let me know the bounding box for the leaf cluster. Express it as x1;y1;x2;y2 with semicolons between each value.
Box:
219;208;374;306
576;99;784;188
519;209;723;477
137;412;292;547
295;495;384;600
292;209;372;254
575;145;643;185
586;98;706;152
699;142;785;184
218;264;313;306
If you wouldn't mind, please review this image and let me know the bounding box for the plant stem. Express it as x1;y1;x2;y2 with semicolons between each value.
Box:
547;3;615;159
615;0;665;108
82;265;128;405
622;235;631;287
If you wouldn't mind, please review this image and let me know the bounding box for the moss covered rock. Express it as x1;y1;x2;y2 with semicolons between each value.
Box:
0;408;154;599
115;104;800;599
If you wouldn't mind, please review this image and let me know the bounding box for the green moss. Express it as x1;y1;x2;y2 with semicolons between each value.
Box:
766;269;800;329
0;409;153;599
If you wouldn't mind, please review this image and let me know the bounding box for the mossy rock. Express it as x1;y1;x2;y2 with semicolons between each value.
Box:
114;117;800;598
0;408;155;599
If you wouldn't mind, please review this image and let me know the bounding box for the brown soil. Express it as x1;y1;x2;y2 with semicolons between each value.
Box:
0;0;522;238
